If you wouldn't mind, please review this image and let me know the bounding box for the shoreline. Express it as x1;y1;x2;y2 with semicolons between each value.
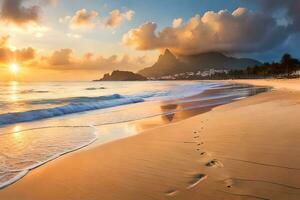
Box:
1;79;300;199
0;82;264;190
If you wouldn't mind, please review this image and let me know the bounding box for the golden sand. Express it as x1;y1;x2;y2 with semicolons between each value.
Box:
1;79;300;200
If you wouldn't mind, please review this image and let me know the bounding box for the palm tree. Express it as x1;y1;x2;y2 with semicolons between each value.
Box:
280;53;299;76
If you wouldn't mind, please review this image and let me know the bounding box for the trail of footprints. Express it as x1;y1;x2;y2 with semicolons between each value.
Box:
165;118;225;197
165;119;285;200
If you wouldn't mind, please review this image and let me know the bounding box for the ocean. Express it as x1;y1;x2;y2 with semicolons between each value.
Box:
0;81;268;189
0;81;223;125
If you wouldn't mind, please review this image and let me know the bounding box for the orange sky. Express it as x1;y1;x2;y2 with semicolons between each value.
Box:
0;0;299;81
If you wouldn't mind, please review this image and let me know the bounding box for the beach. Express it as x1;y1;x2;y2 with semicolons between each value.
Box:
1;79;300;200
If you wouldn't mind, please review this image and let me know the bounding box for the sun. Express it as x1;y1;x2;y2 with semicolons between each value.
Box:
9;63;19;74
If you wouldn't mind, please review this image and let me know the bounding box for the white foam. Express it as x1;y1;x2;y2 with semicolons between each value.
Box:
0;96;144;126
0;126;96;189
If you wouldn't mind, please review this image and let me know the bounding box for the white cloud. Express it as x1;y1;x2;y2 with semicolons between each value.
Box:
35;32;44;38
59;16;71;23
103;9;135;28
66;33;82;39
69;9;98;29
172;18;182;28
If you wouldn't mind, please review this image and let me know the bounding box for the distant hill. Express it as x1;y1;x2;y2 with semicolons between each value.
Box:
96;70;147;81
138;49;186;78
138;49;261;78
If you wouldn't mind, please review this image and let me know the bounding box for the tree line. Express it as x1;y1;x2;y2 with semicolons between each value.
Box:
217;54;300;79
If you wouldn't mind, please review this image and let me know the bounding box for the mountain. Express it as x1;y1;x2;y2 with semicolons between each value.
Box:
181;52;261;70
96;70;147;81
138;49;261;78
138;49;186;78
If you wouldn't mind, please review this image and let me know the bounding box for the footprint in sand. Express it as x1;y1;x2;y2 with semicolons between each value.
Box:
165;189;179;197
187;173;207;189
224;178;234;188
206;159;224;168
197;142;204;146
194;136;200;139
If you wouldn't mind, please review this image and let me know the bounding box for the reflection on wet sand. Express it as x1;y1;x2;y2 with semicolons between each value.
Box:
96;84;271;144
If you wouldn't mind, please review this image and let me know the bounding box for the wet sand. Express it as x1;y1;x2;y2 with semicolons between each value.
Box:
1;79;300;200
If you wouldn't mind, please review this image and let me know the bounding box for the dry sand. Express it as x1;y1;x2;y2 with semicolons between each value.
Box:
1;79;300;200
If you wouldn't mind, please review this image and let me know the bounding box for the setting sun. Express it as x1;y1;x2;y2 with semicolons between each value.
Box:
9;63;19;74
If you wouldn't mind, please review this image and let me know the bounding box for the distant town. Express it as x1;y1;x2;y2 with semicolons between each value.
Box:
148;69;229;80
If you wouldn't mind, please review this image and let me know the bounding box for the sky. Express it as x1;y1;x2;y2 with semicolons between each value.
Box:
0;0;299;81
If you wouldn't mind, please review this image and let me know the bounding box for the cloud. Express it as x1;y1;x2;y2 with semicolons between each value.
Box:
0;33;152;72
172;18;182;28
0;35;11;63
249;0;300;32
41;0;59;6
0;47;35;65
123;7;289;55
0;0;40;26
15;47;35;62
61;8;135;30
0;35;9;47
123;10;135;21
0;0;54;36
69;9;98;29
0;30;152;74
34;32;44;38
123;22;159;50
66;33;82;39
83;52;93;60
35;48;152;72
59;15;71;23
0;36;36;65
0;48;12;64
77;53;151;72
104;9;135;28
72;53;149;71
48;48;73;65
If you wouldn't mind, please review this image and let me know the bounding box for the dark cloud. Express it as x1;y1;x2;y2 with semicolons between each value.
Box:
123;8;288;55
0;0;41;25
251;0;300;32
124;1;300;56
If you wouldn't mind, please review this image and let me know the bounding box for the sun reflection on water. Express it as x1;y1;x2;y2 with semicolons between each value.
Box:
12;125;23;140
9;81;19;102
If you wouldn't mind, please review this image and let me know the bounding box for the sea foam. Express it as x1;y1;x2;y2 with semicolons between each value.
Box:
0;94;144;126
0;126;96;189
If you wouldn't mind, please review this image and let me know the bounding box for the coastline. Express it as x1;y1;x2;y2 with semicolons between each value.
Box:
1;79;300;199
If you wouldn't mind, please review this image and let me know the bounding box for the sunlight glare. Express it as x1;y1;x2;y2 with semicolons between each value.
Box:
9;63;19;74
